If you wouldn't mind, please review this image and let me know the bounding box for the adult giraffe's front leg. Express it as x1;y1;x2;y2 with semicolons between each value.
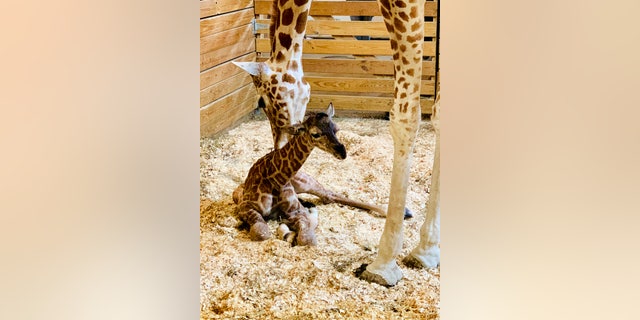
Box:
359;0;424;286
404;99;440;268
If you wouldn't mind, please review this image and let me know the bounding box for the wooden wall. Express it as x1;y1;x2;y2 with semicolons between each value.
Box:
200;0;258;137
200;0;439;137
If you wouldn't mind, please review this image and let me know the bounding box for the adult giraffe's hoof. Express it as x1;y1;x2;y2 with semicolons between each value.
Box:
403;246;440;269
355;263;403;287
249;222;271;241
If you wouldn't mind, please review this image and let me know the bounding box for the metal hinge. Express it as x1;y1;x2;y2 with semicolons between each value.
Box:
251;19;269;34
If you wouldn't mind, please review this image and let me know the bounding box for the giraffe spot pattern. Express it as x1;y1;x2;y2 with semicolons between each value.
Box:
281;8;294;26
279;32;293;50
295;10;308;34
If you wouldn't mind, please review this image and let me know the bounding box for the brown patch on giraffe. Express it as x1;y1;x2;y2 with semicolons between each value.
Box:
400;92;407;99
295;10;308;34
271;77;279;85
293;148;303;160
398;11;409;22
379;0;391;12
410;6;418;18
275;174;287;186
411;21;421;32
383;17;393;32
281;8;294;26
294;0;309;6
279;0;287;7
413;83;420;94
390;39;398;51
396;65;401;72
300;142;309;154
403;82;410;89
393;18;406;33
293;43;301;53
258;183;271;194
402;57;410;65
394;0;407;8
394;87;398;98
271;87;277;95
413;56;421;63
398;77;406;84
407;33;422;43
407;68;415;77
289;60;298;71
400;44;406;52
283;73;296;83
393;52;400;60
279;86;286;92
278;33;293;50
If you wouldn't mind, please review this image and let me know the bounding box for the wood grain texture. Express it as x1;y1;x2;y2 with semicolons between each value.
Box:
296;58;435;76
256;39;436;56
201;37;255;71
256;20;436;38
308;93;434;114
201;53;256;90
201;24;254;55
201;8;254;38
255;0;437;17
306;76;435;95
200;0;253;19
201;72;253;107
200;84;258;137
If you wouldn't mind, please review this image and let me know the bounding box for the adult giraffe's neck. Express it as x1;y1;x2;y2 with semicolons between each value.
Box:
271;133;314;187
269;0;311;65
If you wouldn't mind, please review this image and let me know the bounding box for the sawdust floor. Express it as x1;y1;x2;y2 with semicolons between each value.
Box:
200;113;439;319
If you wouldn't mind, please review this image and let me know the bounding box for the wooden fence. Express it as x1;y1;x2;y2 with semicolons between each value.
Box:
200;0;259;137
201;0;439;137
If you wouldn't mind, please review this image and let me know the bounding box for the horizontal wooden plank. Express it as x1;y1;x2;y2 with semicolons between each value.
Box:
201;24;254;55
201;84;258;137
200;0;252;19
308;93;434;114
306;76;434;95
256;20;436;38
201;52;256;90
201;37;255;71
255;0;437;17
201;8;254;38
296;58;435;76
257;38;435;56
201;72;253;107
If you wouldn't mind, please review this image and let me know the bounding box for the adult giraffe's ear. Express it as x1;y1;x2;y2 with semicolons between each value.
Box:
326;102;335;118
232;61;268;76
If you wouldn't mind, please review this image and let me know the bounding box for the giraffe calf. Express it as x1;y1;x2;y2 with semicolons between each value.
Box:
235;103;346;246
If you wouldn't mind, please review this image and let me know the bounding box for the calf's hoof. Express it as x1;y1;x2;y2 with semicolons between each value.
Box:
295;231;317;246
249;222;271;241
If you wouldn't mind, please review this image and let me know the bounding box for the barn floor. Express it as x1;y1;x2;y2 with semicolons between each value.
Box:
200;112;440;319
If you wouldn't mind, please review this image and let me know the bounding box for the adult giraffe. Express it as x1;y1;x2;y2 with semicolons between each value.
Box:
358;0;440;286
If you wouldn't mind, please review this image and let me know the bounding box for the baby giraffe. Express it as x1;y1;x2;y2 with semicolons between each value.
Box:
235;103;346;246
